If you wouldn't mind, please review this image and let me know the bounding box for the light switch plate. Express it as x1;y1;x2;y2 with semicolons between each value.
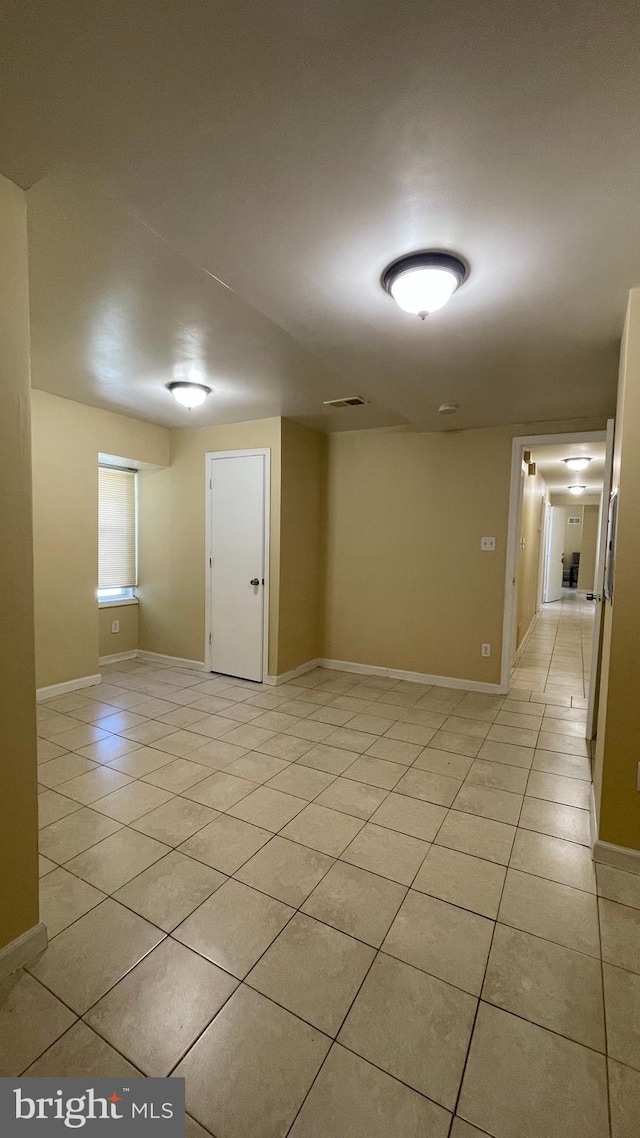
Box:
481;536;496;551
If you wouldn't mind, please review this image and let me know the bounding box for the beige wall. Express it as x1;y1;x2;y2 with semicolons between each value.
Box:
577;505;598;592
98;603;139;659
323;420;606;685
516;468;547;649
323;425;504;685
138;419;282;670
0;177;39;950
31;391;169;688
551;493;601;507
594;289;640;851
31;387;608;697
278;421;326;674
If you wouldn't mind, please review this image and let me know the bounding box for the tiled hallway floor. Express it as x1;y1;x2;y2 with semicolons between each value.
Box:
512;589;595;699
2;633;640;1135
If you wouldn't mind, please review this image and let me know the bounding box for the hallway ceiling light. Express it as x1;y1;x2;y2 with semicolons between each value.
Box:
568;485;586;495
564;457;592;471
167;381;212;408
438;401;459;414
382;252;467;319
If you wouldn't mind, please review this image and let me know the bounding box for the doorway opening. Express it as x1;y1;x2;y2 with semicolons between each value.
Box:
501;426;613;738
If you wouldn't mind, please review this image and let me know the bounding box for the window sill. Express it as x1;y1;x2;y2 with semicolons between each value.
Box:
98;597;139;608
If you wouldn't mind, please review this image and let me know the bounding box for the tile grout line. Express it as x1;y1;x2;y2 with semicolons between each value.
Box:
281;810;455;1136
597;892;614;1138
446;768;526;1127
31;646;619;1125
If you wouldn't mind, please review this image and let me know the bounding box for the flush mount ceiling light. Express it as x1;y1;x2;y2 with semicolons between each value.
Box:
564;457;592;472
167;381;212;409
382;252;467;319
438;401;459;414
568;485;586;495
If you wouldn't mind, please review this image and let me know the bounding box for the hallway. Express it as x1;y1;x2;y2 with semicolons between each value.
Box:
512;589;595;701
1;647;638;1137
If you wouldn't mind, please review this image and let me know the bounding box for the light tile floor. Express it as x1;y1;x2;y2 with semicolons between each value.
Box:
1;602;638;1136
512;587;594;698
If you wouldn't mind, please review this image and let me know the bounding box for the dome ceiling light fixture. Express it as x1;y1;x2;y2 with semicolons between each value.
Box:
568;485;587;495
563;457;592;472
167;381;212;409
382;251;467;320
438;401;459;415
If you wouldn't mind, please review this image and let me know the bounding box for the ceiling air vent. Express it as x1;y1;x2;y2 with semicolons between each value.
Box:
323;396;367;408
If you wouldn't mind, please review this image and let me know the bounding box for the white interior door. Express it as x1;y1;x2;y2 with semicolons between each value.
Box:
544;506;566;603
586;418;615;738
207;451;268;682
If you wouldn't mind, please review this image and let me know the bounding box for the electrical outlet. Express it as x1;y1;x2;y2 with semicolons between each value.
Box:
480;536;496;551
481;643;491;657
111;620;120;634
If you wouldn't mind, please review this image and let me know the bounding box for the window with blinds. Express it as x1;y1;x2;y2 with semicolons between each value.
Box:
98;466;137;599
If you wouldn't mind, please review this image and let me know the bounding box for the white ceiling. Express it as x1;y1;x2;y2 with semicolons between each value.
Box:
531;441;606;494
26;167;403;431
2;0;639;431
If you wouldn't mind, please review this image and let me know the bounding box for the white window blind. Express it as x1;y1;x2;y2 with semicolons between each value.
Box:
98;467;137;589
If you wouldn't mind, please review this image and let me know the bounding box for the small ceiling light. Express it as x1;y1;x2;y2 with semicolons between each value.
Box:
564;457;592;472
438;401;459;415
167;381;211;409
383;252;467;319
568;485;586;495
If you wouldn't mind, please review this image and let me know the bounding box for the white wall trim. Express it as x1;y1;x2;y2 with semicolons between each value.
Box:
98;650;138;666
36;674;102;702
265;659;321;686
586;417;615;739
318;658;506;695
0;922;47;981
136;651;204;671
263;655;506;693
97;649;205;671
97;597;139;609
513;610;539;665
501;430;607;693
593;839;640;876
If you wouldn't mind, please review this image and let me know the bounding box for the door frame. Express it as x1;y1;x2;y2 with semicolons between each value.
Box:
204;448;271;680
542;504;567;604
500;430;607;694
541;501;553;605
586;418;615;739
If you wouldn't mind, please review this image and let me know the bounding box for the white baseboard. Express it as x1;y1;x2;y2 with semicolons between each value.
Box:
265;659;321;686
593;839;640;876
317;658;505;695
122;650;504;694
514;611;539;665
36;674;102;702
98;650;138;666
136;650;204;671
0;922;47;981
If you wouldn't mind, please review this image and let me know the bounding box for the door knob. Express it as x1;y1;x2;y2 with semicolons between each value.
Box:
250;578;260;586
